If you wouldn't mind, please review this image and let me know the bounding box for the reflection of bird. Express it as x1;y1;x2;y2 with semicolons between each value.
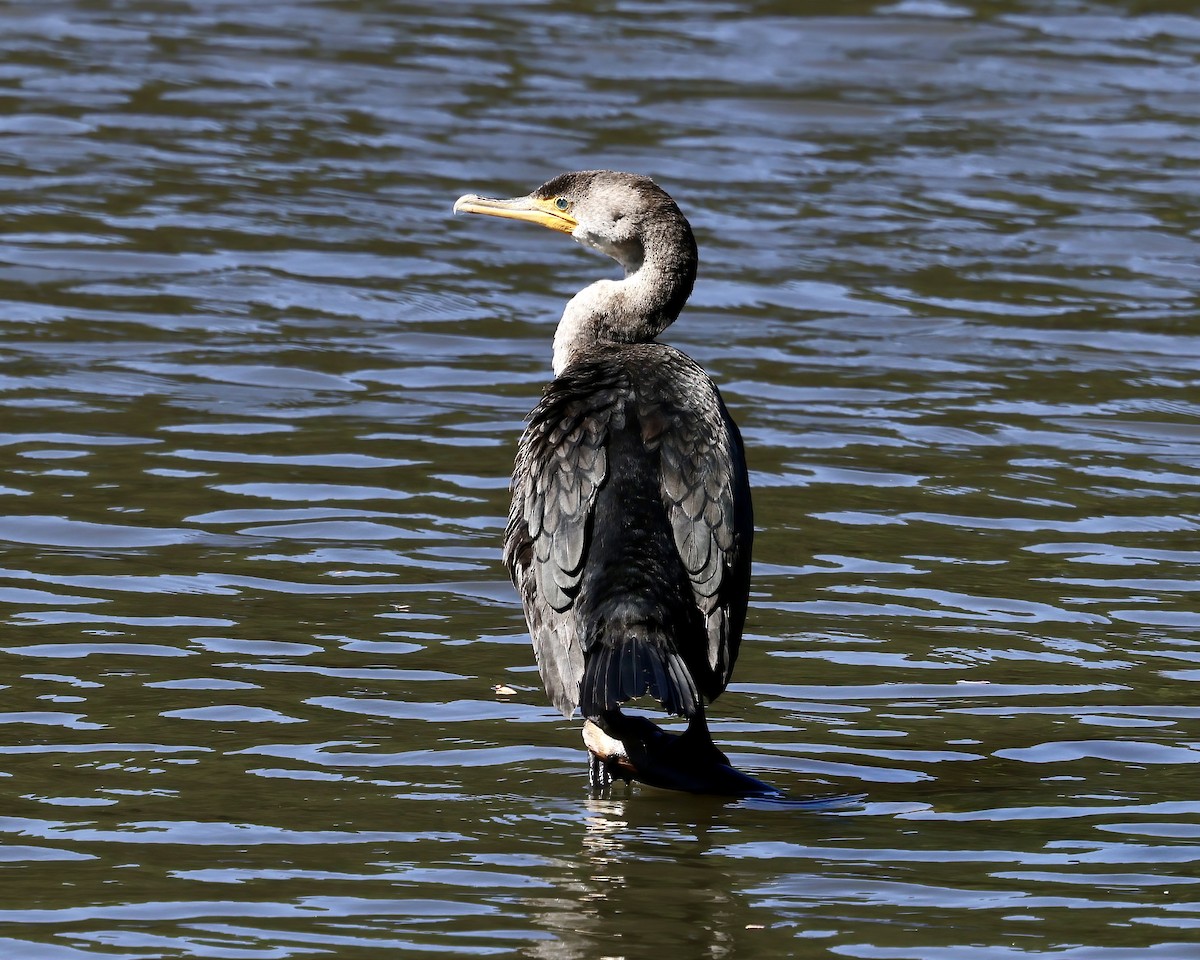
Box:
455;171;755;792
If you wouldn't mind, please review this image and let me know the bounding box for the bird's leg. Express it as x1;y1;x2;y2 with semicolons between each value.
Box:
588;750;604;788
676;702;731;767
588;750;613;790
583;710;636;791
584;704;781;797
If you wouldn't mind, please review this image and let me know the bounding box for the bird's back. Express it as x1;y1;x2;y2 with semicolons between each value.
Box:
504;343;753;720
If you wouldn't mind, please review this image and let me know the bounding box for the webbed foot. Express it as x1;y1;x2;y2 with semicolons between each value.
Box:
584;721;634;792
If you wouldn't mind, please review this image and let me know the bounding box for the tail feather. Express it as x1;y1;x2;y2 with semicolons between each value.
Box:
619;641;639;697
667;654;695;712
648;653;669;709
580;628;699;718
606;645;623;711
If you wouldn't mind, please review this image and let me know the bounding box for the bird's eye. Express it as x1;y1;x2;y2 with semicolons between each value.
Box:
555;197;570;211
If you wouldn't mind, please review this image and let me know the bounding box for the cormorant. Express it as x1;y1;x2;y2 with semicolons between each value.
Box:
455;171;767;795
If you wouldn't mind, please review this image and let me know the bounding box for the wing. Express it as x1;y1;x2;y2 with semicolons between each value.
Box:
651;355;753;699
503;351;753;716
503;363;626;717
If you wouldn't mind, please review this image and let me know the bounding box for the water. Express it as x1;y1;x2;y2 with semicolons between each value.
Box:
2;1;1199;957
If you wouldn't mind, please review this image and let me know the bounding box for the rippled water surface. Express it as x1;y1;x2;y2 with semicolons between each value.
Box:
2;1;1199;957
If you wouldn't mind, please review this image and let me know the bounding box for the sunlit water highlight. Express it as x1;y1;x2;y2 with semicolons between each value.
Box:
1;2;1198;957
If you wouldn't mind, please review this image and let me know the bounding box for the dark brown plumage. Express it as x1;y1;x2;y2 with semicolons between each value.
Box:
454;171;754;791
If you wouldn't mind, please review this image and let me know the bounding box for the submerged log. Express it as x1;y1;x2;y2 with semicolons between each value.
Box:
583;716;781;798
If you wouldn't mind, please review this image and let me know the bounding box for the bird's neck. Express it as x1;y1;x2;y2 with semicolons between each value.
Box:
552;244;696;376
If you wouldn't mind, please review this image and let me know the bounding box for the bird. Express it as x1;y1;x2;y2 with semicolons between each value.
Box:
454;170;758;793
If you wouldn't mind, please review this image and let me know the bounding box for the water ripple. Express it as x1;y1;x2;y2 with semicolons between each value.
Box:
2;1;1198;957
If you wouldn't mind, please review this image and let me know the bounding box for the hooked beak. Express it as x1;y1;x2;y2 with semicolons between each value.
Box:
453;193;578;234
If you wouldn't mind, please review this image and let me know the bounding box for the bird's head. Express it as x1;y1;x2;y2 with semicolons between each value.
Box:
454;169;690;276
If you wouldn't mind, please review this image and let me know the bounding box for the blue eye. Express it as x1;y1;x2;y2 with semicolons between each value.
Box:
555;197;570;211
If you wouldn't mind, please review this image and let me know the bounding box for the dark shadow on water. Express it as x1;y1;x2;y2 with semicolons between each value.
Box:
585;775;866;813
